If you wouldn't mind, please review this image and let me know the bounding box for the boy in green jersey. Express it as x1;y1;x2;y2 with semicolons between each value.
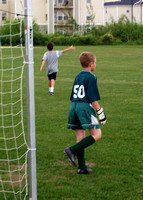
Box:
64;52;107;174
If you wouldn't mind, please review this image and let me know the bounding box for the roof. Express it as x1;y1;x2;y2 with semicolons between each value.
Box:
104;0;143;6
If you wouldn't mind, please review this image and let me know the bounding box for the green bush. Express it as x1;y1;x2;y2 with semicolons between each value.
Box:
1;16;143;46
113;38;123;45
100;33;114;45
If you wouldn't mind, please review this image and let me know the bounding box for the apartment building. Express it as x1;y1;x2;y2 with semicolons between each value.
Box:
33;0;104;33
0;0;104;33
0;0;142;33
104;0;143;24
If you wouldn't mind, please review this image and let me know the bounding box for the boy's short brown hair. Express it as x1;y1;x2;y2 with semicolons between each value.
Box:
79;52;95;68
47;42;53;50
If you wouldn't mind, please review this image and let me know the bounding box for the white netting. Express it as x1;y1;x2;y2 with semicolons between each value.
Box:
0;2;28;200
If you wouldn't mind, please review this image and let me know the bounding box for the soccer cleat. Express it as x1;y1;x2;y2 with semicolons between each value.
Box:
49;92;54;95
64;147;77;167
77;167;93;174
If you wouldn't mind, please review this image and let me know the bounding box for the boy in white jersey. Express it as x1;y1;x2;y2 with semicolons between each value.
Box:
64;52;107;174
40;42;75;95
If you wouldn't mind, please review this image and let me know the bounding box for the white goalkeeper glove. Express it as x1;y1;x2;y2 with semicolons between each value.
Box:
97;107;107;125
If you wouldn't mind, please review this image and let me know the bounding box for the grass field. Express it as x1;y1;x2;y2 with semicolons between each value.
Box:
31;45;143;200
1;45;143;200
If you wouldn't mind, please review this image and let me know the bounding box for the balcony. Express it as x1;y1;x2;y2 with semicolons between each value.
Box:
54;0;73;9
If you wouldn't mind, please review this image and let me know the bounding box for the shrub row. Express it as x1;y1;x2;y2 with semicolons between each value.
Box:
33;32;143;46
29;19;143;46
1;17;143;46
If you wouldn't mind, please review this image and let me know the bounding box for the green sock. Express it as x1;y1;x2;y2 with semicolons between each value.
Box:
70;135;95;155
76;150;86;169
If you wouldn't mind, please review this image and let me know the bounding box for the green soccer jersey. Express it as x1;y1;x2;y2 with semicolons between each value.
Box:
70;70;100;103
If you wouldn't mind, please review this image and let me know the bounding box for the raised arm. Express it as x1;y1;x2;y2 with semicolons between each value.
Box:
61;45;75;54
40;60;46;73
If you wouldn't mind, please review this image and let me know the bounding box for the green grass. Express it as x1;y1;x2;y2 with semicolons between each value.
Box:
1;45;143;199
33;46;143;200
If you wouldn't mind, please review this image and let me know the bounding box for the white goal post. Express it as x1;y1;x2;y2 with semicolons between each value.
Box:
0;0;37;199
24;0;37;200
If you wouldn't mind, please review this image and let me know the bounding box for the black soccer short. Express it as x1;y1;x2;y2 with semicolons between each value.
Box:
48;72;57;80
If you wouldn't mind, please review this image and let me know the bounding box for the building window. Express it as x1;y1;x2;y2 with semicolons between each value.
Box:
126;9;130;13
87;16;91;20
46;14;47;21
58;16;62;20
58;0;62;3
2;12;6;21
87;0;91;3
64;15;68;20
64;0;69;5
57;11;64;21
2;0;6;4
86;12;91;20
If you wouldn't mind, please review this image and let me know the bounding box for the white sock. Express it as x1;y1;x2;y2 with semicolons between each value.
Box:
51;87;54;93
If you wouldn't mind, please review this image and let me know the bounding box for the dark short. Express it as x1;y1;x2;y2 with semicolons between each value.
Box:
47;72;57;80
67;102;100;130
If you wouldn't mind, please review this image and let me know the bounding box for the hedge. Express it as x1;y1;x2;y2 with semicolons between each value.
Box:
1;17;143;46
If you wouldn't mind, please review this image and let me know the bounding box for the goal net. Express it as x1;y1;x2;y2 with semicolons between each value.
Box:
0;1;29;199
